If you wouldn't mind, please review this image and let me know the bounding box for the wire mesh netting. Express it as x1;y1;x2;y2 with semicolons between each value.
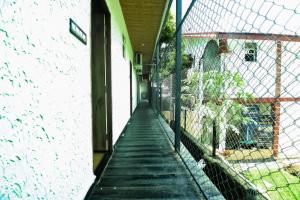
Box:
152;0;300;199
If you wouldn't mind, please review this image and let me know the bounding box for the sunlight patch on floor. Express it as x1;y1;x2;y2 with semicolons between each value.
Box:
93;152;104;171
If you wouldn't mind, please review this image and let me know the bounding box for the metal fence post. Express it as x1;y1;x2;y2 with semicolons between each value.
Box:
212;120;217;157
184;109;187;130
160;82;162;112
156;45;160;114
174;0;182;151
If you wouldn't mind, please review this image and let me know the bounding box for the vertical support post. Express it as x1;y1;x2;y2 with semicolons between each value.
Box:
273;41;282;158
184;109;187;130
156;45;160;114
129;62;133;116
175;0;182;151
212;120;217;157
160;81;162;112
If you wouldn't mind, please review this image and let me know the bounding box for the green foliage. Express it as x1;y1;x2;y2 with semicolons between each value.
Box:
182;70;253;136
182;71;200;109
158;13;194;77
159;46;175;77
160;12;175;44
183;54;193;69
159;48;193;77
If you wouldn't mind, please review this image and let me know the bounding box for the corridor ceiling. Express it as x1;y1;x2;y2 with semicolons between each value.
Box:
120;0;170;64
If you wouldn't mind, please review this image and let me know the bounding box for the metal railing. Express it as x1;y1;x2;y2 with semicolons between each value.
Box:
152;0;300;199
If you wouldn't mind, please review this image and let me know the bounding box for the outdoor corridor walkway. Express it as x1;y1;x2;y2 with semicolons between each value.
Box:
88;102;205;199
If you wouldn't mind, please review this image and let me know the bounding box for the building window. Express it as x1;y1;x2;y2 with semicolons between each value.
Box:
122;34;126;58
245;42;257;62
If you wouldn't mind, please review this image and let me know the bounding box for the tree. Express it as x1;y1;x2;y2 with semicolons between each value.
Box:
160;12;175;44
182;70;253;152
158;13;194;77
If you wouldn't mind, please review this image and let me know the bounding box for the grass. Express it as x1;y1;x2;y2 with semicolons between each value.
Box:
163;110;300;199
243;168;300;200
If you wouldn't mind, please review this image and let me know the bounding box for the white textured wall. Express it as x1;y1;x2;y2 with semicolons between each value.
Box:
279;102;300;158
223;39;276;97
0;1;94;199
281;42;300;97
279;42;300;158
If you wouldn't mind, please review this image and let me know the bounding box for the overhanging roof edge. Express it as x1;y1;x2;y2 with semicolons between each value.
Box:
183;32;300;42
150;0;173;64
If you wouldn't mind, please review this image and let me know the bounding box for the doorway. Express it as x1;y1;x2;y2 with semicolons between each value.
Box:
91;0;112;173
130;61;133;115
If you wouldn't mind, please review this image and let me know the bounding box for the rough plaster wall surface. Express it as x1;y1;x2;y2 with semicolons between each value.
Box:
0;1;94;199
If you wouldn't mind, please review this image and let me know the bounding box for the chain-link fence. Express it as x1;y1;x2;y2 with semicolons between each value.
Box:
152;0;300;199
